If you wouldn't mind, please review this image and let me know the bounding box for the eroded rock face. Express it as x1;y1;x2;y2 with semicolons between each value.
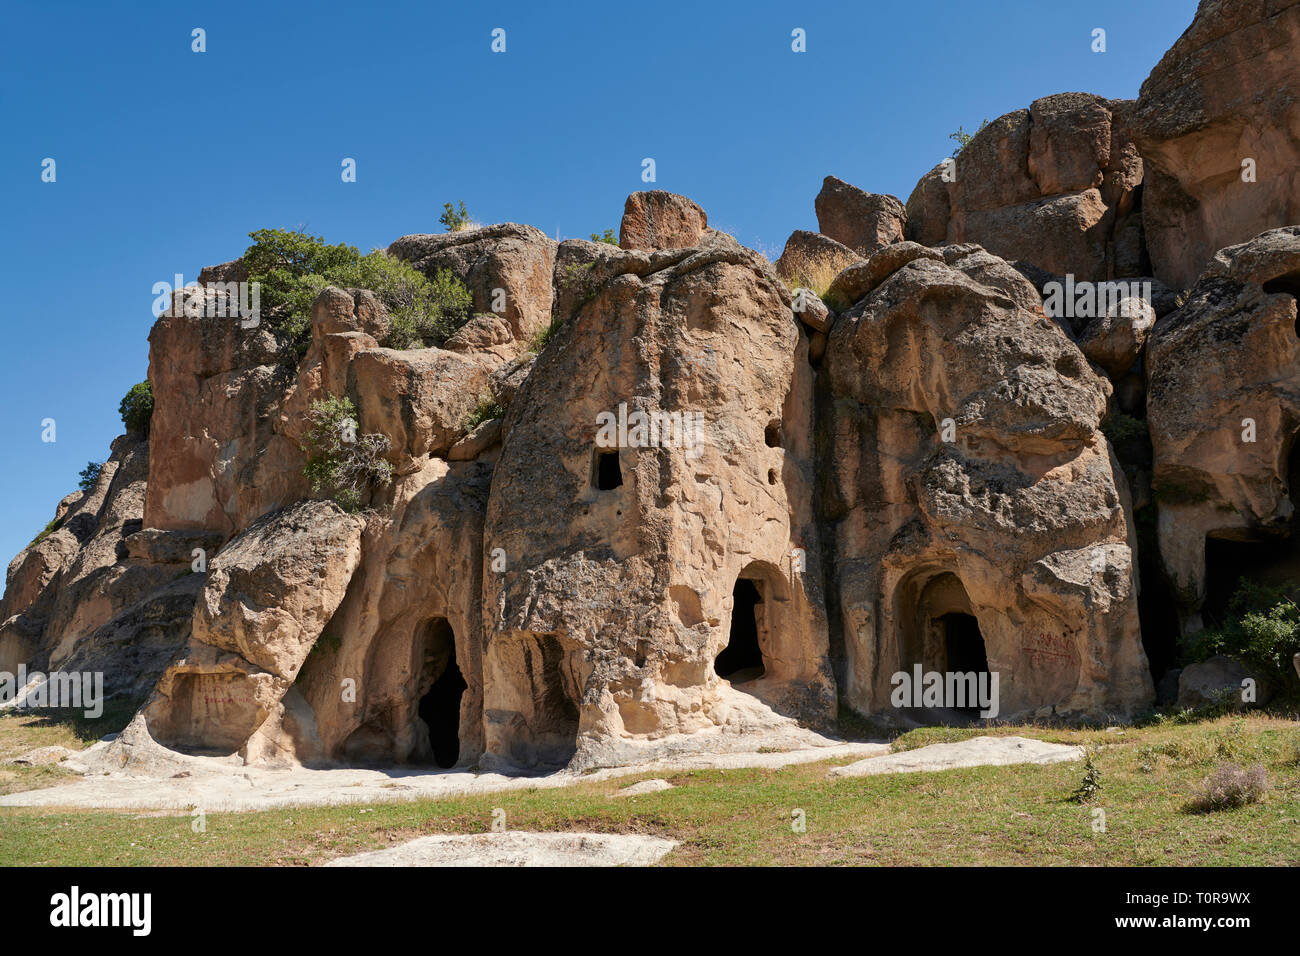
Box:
145;286;302;536
388;224;557;343
906;94;1145;282
618;191;708;252
822;242;1153;719
294;458;491;767
815;177;906;257
144;500;363;762
349;346;493;474
1146;227;1300;614
482;231;834;770
1;436;185;684
1131;0;1300;290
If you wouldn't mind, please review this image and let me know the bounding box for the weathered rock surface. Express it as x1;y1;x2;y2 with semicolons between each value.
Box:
1177;654;1269;709
906;94;1144;282
144;500;363;762
1130;0;1300;290
822;242;1153;719
389;224;557;342
618;191;708;252
828;736;1083;777
1146;227;1300;612
774;230;862;290
814;177;906;257
322;831;679;867
483;229;834;770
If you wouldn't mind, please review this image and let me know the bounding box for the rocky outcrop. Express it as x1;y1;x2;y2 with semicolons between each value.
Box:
483;230;834;769
1146;226;1300;616
1;436;183;683
144;500;363;762
15;1;1300;780
774;230;862;291
145;284;302;536
906;94;1145;282
814;177;906;257
822;242;1153;719
618;191;708;252
388;224;557;343
1130;0;1300;290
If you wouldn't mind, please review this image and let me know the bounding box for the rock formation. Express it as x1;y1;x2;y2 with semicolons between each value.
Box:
7;0;1300;774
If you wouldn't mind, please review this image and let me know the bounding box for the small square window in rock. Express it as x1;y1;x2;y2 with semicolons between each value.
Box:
593;448;623;490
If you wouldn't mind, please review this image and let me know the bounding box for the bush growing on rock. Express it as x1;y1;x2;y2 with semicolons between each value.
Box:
948;119;988;156
77;461;102;492
118;381;153;437
439;200;472;232
300;395;393;512
589;229;618;245
463;391;504;431
243;228;472;354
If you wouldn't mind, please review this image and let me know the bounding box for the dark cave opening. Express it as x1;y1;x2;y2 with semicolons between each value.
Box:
715;577;766;682
594;449;623;490
940;612;989;714
417;619;467;769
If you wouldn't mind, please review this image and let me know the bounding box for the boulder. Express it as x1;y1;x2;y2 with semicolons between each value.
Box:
618;191;708;252
814;176;906;257
774;229;862;289
144;500;363;761
905;94;1144;282
388;224;557;343
1177;655;1269;709
350;346;494;472
1130;0;1300;289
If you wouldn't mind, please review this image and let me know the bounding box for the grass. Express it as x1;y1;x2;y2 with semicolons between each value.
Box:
527;314;566;354
0;712;1296;866
462;391;505;431
778;257;840;301
0;699;139;797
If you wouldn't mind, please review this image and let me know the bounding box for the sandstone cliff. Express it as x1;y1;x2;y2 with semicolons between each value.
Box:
6;0;1299;771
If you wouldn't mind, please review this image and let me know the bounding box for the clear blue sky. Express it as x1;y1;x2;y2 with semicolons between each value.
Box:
0;0;1197;565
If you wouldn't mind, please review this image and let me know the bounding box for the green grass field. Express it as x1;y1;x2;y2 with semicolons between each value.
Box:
0;708;1297;866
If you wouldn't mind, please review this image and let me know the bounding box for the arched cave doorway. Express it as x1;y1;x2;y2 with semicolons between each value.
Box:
416;618;466;768
899;572;991;718
712;564;780;686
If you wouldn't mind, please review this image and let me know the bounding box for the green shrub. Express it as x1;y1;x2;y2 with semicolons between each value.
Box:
1100;412;1147;445
949;119;989;157
242;229;472;357
1070;746;1103;803
439;201;472;232
1184;579;1300;686
77;461;103;493
299;396;393;512
589;229;618;245
355;255;471;350
118;381;154;437
527;314;567;354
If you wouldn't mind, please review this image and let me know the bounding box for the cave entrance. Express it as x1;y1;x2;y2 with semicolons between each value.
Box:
416;618;466;769
939;612;989;715
715;576;767;682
